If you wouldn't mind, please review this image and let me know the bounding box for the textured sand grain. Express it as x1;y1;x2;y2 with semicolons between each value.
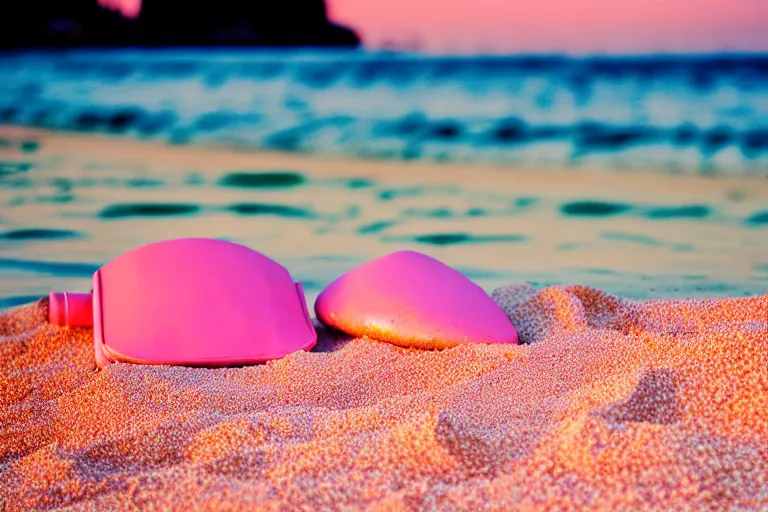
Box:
1;286;767;511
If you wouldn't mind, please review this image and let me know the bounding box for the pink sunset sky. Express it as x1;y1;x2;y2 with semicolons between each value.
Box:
106;0;767;53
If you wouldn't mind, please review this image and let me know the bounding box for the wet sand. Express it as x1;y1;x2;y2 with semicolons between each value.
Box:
2;125;768;305
1;126;768;510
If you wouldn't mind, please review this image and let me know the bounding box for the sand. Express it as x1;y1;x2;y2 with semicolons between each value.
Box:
1;285;767;511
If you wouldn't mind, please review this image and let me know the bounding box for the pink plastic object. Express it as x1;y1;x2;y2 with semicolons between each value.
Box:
50;238;317;368
49;292;94;327
315;250;518;349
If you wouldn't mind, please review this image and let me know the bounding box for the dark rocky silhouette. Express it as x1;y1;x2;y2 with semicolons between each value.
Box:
0;0;361;50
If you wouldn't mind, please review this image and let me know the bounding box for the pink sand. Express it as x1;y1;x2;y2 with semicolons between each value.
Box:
1;285;767;510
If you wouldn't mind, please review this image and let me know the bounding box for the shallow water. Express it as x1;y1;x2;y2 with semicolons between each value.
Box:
1;127;767;310
0;50;766;175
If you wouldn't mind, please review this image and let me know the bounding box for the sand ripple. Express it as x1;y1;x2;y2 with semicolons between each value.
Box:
1;286;767;510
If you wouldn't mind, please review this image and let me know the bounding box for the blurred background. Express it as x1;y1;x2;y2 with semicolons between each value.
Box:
0;0;766;309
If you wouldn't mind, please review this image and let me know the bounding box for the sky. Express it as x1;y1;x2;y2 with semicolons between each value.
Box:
106;0;767;54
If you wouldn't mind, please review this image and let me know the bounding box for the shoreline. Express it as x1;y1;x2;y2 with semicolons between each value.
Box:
3;124;768;197
2;124;767;305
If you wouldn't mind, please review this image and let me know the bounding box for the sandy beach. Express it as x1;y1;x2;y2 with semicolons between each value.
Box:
2;286;767;510
1;126;768;510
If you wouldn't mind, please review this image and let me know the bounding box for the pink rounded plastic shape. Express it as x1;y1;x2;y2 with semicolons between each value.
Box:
315;250;518;349
51;238;316;368
49;292;94;327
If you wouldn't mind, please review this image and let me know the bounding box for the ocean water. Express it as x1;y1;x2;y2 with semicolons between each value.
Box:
1;50;767;311
0;50;766;174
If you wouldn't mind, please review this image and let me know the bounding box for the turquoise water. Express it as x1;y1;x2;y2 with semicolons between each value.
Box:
0;50;766;174
0;50;767;309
